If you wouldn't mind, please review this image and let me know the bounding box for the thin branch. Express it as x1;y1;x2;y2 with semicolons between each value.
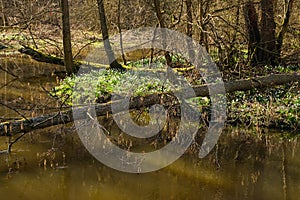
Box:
0;78;18;90
0;64;19;78
73;40;98;60
212;1;260;14
0;102;30;122
8;132;26;153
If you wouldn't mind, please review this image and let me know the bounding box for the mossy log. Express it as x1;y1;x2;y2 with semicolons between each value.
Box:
18;46;65;65
0;73;299;136
18;46;81;71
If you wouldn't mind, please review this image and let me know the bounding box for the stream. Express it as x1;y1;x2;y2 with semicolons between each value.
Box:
0;57;300;200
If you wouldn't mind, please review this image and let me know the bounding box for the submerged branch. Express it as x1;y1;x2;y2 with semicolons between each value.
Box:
0;73;299;136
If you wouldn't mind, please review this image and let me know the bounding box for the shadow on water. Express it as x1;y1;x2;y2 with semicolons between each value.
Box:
0;57;300;200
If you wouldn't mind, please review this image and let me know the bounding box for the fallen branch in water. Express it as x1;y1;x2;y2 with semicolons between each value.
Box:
18;46;65;66
18;46;81;73
0;73;299;136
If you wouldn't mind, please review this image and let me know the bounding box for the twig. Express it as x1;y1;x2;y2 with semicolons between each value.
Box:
0;64;19;78
8;132;26;153
0;102;30;122
73;40;97;60
0;78;18;90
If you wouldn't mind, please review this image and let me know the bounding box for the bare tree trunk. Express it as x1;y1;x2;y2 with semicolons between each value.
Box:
198;0;209;52
244;0;285;66
0;0;7;27
243;1;260;65
117;0;126;65
257;0;277;65
186;0;193;38
226;0;241;66
96;0;125;71
61;0;75;74
277;0;295;59
153;0;172;66
186;0;195;62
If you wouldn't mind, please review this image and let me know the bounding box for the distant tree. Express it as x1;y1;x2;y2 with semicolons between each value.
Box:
258;0;277;65
243;1;260;64
117;0;126;65
153;0;172;66
276;0;295;58
61;0;76;74
186;0;193;39
196;0;210;52
185;0;195;62
0;0;8;27
96;0;125;71
244;0;295;66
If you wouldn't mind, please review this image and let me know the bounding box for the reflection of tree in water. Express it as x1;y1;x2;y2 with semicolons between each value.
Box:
199;128;299;199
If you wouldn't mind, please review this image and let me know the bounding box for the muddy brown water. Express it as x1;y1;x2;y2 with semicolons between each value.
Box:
0;57;300;200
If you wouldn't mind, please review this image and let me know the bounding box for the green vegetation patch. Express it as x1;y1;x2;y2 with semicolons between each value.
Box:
52;69;178;105
228;83;300;129
53;61;299;130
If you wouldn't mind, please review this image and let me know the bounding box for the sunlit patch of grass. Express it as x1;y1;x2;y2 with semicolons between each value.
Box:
52;69;177;105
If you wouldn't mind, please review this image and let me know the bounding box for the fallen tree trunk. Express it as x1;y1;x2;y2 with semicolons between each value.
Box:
18;46;81;71
18;46;194;73
19;46;65;66
194;72;300;95
0;73;299;136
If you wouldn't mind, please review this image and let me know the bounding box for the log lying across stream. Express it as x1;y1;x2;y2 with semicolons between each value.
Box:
0;73;299;136
19;46;65;66
18;46;81;72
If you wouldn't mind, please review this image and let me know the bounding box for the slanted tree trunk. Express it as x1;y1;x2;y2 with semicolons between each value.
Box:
96;0;125;71
61;0;76;74
276;0;295;59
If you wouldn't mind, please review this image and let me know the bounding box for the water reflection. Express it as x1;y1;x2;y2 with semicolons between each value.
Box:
0;57;64;120
0;58;300;200
0;127;299;200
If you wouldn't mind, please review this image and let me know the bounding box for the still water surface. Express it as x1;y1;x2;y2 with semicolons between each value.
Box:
0;130;300;200
0;58;300;200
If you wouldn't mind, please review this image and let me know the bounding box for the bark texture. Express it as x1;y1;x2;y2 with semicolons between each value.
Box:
61;0;75;74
